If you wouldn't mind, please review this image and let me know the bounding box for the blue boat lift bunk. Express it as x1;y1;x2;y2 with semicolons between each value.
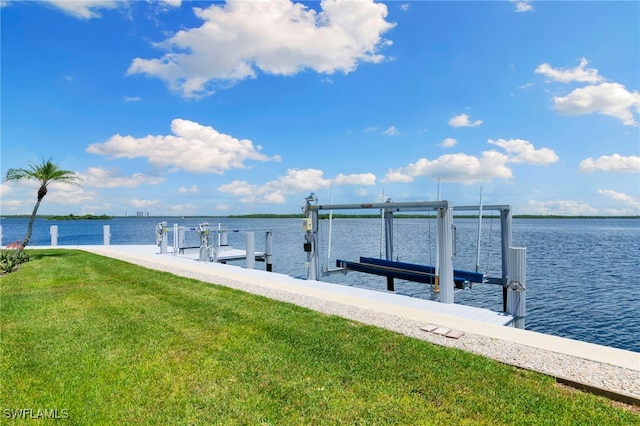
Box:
335;257;484;289
302;195;527;328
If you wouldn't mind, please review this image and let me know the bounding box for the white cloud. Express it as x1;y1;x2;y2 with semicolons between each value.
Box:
519;200;599;216
440;138;457;148
127;0;395;98
384;138;557;184
333;173;376;185
157;0;182;8
178;185;199;193
78;167;164;188
124;96;141;102
384;151;512;184
513;1;534;13
47;183;96;205
129;198;159;209
521;194;640;216
552;82;640;126
400;4;410;12
488;138;559;164
42;0;120;19
2;174;91;205
215;203;232;211
87;118;281;174
218;168;332;203
0;182;11;196
535;58;603;84
164;203;199;215
382;125;399;136
597;189;640;210
448;113;483;128
579;154;640;173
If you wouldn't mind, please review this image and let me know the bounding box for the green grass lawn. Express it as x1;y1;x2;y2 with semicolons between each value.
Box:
1;250;637;425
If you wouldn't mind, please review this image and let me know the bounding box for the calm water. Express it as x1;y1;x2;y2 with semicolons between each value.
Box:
1;216;638;353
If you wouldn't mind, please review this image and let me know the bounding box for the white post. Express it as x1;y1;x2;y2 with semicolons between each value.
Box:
310;210;320;280
265;231;273;272
178;226;185;250
327;183;333;263
103;225;110;245
245;232;255;269
173;223;178;253
0;225;3;247
437;207;454;303
156;222;168;254
507;247;527;329
50;225;58;246
475;186;483;273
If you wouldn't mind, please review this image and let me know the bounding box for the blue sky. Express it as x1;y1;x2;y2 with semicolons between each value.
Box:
1;0;639;216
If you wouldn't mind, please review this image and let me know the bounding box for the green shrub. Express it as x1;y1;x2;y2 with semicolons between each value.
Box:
0;249;30;274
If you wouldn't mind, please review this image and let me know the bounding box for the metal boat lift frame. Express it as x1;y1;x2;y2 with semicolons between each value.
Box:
302;195;514;307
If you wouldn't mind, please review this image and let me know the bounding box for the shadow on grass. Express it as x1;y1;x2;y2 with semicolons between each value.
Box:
25;249;83;261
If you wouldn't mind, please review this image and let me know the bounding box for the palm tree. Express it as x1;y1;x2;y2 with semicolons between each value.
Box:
4;158;81;249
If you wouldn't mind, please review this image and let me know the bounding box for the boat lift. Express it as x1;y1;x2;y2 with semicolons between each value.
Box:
157;222;273;271
302;194;526;327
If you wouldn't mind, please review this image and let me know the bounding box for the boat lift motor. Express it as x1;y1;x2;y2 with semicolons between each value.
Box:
156;221;168;254
197;222;210;262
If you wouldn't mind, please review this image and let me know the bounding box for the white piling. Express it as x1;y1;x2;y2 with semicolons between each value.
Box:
156;222;168;254
265;231;273;272
199;245;208;262
103;225;110;245
437;207;454;304
507;246;527;329
50;225;58;246
245;232;255;269
0;225;3;247
177;226;185;251
173;223;179;253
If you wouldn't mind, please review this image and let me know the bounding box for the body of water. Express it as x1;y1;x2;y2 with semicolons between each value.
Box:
1;216;638;353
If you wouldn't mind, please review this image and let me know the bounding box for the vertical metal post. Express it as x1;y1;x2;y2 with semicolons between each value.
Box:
103;225;110;245
173;223;178;253
437;207;454;303
384;208;395;291
157;222;168;254
309;209;320;280
160;227;168;254
50;225;58;246
475;186;483;273
501;208;513;311
265;231;273;272
507;247;527;329
178;227;185;251
246;232;255;269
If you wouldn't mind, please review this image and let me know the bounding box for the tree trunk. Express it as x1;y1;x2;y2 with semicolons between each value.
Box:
20;198;43;251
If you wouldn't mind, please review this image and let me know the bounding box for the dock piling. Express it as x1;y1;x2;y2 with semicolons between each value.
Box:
507;246;527;329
